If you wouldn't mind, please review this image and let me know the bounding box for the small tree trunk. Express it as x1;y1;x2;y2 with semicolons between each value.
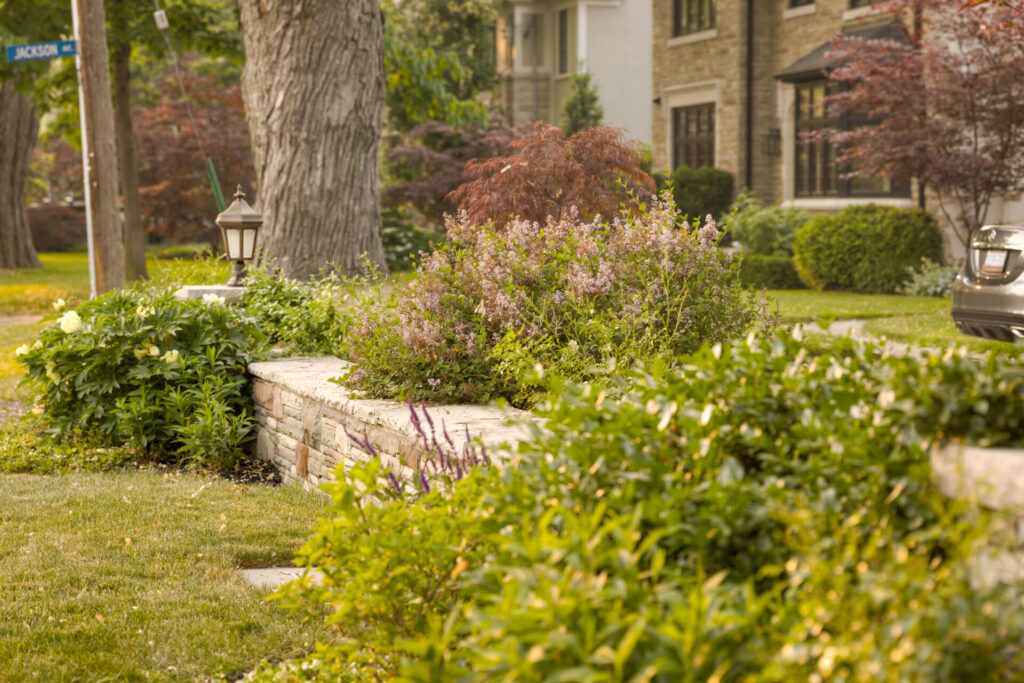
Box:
75;0;124;293
239;0;387;280
0;81;42;270
113;38;147;281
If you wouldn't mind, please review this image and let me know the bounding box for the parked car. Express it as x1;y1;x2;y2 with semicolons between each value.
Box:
952;224;1024;342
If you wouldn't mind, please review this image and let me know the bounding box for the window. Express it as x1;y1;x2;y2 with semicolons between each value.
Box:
672;0;715;37
522;13;543;67
848;0;873;8
672;103;715;169
789;0;814;6
558;9;569;75
794;80;908;198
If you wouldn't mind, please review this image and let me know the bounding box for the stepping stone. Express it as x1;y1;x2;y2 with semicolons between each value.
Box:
240;567;323;589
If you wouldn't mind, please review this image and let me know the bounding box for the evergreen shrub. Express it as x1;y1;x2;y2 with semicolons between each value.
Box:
900;257;960;297
793;204;943;293
727;193;809;256
739;254;805;289
340;198;770;408
666;165;734;223
265;333;1024;681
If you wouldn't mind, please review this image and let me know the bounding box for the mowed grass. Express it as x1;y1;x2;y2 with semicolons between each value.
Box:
764;289;1022;354
0;252;230;316
0;468;329;681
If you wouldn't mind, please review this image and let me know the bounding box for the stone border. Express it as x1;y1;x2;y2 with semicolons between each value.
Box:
249;357;534;491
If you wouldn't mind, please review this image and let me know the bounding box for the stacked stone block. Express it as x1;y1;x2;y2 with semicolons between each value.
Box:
249;357;533;492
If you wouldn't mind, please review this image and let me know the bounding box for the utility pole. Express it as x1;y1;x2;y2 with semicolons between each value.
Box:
71;0;124;295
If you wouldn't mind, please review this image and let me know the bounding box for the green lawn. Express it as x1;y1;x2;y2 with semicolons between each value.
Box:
0;468;329;681
764;289;1022;355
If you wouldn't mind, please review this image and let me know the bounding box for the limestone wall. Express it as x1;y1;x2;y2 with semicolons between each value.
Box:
248;357;533;491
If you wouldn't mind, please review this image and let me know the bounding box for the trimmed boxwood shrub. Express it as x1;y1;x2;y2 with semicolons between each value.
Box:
739;254;805;289
793;204;943;293
666;165;734;223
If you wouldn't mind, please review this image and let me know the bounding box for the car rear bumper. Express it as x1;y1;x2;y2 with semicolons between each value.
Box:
952;280;1024;342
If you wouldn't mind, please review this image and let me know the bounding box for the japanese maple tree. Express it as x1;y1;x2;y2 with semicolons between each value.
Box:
821;0;1024;246
448;122;655;229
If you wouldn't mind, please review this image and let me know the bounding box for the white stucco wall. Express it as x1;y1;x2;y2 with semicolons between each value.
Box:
580;0;653;144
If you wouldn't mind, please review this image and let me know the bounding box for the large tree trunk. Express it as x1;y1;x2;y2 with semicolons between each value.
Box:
238;0;387;280
113;38;147;281
0;81;41;270
74;0;124;294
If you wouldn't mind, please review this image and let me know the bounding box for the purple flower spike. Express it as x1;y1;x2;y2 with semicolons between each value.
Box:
419;469;431;494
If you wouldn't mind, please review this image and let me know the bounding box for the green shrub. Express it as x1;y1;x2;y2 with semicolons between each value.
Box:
16;290;266;470
726;193;809;256
666;165;734;223
793;205;943;293
739;254;805;289
267;333;1024;680
341;198;770;407
381;204;442;272
900;257;960;297
561;71;604;135
243;264;348;356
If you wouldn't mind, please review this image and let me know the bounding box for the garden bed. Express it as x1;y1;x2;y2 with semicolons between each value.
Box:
249;357;534;490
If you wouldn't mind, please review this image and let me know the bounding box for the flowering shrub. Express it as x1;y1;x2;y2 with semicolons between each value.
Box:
341;198;770;407
264;332;1024;681
17;290;267;471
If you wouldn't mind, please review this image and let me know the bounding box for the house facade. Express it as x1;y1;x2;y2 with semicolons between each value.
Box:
651;0;1024;259
495;0;652;143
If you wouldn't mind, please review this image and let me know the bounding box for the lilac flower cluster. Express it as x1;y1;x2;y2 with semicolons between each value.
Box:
345;401;492;498
344;196;769;406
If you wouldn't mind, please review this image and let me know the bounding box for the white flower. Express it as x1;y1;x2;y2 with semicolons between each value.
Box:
31;340;42;351
148;344;160;357
59;310;81;334
31;404;45;415
53;298;66;311
161;349;180;364
14;344;29;357
136;304;155;318
202;293;226;306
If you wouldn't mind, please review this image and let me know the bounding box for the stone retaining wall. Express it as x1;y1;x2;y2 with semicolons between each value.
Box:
248;357;533;491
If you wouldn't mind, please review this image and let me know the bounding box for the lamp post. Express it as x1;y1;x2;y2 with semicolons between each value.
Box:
215;185;263;286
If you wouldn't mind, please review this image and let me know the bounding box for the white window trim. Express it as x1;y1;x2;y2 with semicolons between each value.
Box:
662;80;721;171
783;4;816;20
782;197;915;211
842;6;877;22
667;28;718;48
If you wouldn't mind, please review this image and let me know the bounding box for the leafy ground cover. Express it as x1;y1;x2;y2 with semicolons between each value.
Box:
0;465;328;681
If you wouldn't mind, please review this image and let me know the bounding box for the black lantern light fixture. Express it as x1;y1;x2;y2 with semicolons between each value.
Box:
215;185;263;286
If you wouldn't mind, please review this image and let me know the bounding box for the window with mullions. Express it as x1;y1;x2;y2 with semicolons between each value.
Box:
794;80;909;198
672;103;715;169
558;9;569;75
672;0;715;37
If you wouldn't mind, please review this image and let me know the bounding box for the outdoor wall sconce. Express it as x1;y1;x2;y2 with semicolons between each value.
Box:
765;129;782;157
215;185;262;286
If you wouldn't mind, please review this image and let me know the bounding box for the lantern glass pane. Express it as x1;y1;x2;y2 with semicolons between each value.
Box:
226;228;241;259
242;229;257;259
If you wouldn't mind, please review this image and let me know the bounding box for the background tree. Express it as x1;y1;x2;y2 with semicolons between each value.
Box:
821;0;1024;246
385;114;525;225
0;80;41;269
382;0;497;132
561;72;604;135
449;123;655;228
239;0;386;279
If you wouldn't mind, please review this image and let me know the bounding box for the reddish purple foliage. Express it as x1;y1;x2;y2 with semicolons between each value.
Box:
820;0;1024;245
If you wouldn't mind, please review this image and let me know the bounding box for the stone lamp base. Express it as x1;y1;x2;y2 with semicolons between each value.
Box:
173;285;246;305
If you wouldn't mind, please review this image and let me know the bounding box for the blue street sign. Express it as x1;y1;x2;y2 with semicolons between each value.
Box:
6;40;76;63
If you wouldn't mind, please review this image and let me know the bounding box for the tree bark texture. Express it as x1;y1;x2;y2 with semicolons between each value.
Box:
113;38;147;281
75;0;124;293
239;0;387;280
0;81;41;270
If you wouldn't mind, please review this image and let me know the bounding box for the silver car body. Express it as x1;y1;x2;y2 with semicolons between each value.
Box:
952;224;1024;342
